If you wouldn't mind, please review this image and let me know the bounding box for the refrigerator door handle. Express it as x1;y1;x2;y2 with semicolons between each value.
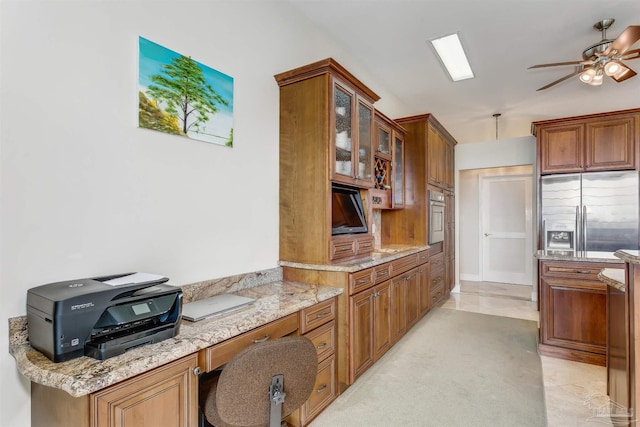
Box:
575;206;581;254
583;205;588;254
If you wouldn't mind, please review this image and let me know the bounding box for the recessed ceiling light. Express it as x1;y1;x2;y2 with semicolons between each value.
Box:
429;33;474;81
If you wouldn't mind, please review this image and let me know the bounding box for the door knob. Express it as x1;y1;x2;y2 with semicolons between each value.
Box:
484;233;492;237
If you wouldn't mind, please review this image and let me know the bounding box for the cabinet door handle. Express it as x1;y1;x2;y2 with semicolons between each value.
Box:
316;342;328;350
252;335;270;344
316;384;328;393
315;312;330;319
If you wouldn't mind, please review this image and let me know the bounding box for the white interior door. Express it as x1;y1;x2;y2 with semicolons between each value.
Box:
480;175;533;285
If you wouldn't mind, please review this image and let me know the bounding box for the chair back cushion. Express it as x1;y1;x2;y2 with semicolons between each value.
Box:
201;335;317;427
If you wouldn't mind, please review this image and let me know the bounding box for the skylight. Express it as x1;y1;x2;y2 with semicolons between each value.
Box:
430;33;474;81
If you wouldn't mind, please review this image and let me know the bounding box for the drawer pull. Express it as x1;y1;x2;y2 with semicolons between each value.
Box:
316;342;327;350
315;312;330;319
357;278;370;285
336;247;353;253
316;384;328;393
377;271;389;277
252;335;270;344
578;270;592;274
360;242;373;249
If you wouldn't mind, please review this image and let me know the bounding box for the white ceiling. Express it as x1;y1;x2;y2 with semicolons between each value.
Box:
287;0;640;144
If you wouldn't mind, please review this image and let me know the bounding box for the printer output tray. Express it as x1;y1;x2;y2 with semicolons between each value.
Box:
85;323;179;360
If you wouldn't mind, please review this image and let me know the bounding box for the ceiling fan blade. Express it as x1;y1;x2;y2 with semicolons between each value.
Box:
621;48;640;61
536;69;583;91
611;62;637;82
529;60;590;69
603;25;640;55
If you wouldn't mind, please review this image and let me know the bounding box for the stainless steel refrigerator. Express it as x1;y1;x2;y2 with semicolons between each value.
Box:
540;170;640;254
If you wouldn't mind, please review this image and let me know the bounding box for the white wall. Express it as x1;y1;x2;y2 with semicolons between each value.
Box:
0;2;408;425
454;136;537;288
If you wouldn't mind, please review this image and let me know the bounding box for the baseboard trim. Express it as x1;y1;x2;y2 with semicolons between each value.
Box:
538;343;605;366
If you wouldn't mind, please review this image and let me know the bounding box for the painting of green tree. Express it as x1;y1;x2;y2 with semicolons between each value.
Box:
138;37;234;147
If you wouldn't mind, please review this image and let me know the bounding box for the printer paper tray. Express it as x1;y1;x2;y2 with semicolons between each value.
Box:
85;323;179;360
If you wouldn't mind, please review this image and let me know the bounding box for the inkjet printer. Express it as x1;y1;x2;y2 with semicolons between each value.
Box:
26;272;182;362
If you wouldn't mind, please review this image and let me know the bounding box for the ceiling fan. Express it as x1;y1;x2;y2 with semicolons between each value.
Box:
529;19;640;91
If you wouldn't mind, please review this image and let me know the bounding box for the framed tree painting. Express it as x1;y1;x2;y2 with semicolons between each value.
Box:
138;36;234;147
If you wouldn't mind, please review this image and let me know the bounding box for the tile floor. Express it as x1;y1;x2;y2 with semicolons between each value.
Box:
444;281;613;427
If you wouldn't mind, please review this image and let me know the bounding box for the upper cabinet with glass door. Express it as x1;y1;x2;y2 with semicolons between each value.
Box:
332;78;375;188
372;111;405;209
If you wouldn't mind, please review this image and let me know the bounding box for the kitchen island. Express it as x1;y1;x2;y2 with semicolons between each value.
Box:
535;250;624;365
607;249;640;427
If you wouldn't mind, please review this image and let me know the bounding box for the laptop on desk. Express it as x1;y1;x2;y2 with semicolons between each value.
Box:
181;294;256;322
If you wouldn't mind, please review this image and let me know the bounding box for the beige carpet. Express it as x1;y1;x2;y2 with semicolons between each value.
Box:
309;307;546;427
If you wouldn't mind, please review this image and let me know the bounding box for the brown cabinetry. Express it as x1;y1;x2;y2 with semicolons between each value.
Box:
371;111;405;209
349;280;391;381
275;58;380;265
427;125;455;189
538;260;621;365
332;78;375;188
283;250;430;392
289;298;338;427
534;110;639;175
32;354;199;427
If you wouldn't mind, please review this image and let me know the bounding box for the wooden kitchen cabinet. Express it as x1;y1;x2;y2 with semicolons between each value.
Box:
31;354;199;427
534;109;639;175
538;260;622;365
288;298;338;427
371;111;406;210
390;267;420;344
275;58;380;265
91;354;198;427
332;79;375;188
349;280;391;382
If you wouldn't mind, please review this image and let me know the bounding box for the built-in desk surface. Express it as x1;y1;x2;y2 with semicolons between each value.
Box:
9;280;342;397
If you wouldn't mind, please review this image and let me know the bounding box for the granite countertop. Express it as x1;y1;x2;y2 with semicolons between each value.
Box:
8;280;342;397
598;268;626;292
535;250;625;264
615;249;640;264
279;245;430;272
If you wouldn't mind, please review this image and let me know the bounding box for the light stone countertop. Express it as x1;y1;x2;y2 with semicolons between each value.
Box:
8;280;342;397
279;245;430;272
614;249;640;265
598;268;626;292
535;250;625;264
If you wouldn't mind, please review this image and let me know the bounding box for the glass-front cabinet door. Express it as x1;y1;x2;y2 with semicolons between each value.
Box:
357;100;373;185
334;83;353;181
392;134;404;208
331;78;374;188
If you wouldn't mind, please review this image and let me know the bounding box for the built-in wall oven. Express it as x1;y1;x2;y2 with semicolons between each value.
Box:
429;190;445;244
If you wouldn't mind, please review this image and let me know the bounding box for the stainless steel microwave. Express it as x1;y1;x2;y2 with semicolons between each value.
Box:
429;190;445;244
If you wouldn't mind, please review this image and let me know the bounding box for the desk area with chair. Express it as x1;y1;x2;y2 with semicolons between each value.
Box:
9;270;342;427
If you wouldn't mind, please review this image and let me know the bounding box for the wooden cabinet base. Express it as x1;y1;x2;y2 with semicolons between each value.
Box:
538;342;605;366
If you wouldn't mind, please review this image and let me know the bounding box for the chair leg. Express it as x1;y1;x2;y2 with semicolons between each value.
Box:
269;374;286;427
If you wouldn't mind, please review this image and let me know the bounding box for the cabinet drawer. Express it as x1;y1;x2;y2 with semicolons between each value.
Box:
199;314;298;372
417;250;430;265
301;355;337;424
373;262;392;284
430;280;445;307
356;236;375;254
430;252;445;270
304;320;336;362
330;239;356;260
300;299;336;334
540;261;621;280
430;267;445;288
350;268;374;295
390;254;418;277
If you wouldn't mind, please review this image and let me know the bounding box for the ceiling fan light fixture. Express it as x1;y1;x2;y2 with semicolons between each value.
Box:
580;68;596;83
605;61;621;76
